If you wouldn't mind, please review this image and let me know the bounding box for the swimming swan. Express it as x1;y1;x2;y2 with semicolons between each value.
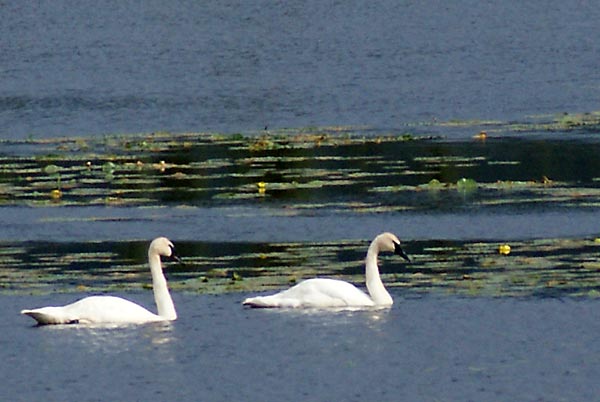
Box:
21;237;179;325
242;232;410;308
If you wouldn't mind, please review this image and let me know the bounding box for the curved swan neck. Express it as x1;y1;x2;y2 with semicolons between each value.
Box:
365;241;393;305
149;251;177;320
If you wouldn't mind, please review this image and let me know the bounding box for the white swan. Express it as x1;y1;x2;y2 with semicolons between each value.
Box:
21;237;179;325
242;232;410;308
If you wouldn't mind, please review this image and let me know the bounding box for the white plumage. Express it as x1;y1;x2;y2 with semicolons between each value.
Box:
21;237;179;325
243;232;410;308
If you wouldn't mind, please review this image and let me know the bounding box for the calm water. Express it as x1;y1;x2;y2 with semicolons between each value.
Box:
2;293;599;402
2;2;600;401
1;1;600;139
1;206;600;243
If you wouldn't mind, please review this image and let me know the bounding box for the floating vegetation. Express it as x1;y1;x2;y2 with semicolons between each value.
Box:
2;237;600;298
0;128;599;211
1;123;599;298
434;111;600;135
456;177;478;192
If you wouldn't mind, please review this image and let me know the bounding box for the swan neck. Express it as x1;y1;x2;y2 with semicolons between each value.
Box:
149;251;177;320
365;242;393;305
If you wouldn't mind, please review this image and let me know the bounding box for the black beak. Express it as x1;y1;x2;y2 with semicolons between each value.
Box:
394;242;411;262
168;245;184;265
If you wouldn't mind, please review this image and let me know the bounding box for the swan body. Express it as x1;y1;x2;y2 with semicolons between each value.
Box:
243;232;410;308
21;237;179;325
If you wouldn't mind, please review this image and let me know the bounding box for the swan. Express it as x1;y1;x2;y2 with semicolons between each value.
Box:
242;232;410;308
21;237;179;325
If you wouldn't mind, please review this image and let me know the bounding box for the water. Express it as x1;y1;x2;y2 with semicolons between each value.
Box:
1;1;600;138
1;206;600;243
2;293;599;401
1;134;600;242
1;1;600;401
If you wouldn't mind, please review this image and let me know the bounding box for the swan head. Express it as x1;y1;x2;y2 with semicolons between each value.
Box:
375;232;411;262
149;237;181;262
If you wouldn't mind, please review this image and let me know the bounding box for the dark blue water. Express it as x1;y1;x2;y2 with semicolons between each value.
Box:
2;3;600;401
1;206;600;242
3;293;599;402
2;1;600;139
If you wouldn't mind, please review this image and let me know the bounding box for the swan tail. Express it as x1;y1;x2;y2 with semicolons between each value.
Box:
242;296;273;308
21;308;79;325
242;295;300;308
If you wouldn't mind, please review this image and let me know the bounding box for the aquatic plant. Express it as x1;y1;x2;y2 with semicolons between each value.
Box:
3;237;600;298
0;126;599;211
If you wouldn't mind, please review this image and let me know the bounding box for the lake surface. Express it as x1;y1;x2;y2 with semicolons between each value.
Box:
1;1;600;401
2;293;599;402
1;0;600;139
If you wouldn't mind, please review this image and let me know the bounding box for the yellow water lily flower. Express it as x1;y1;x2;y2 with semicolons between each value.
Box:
473;131;487;140
498;244;511;255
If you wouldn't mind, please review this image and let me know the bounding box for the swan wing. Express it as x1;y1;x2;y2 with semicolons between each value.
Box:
22;296;162;325
243;278;375;308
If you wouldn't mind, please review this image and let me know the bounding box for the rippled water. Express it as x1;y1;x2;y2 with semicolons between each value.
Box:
2;1;600;401
2;1;600;138
3;293;599;402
